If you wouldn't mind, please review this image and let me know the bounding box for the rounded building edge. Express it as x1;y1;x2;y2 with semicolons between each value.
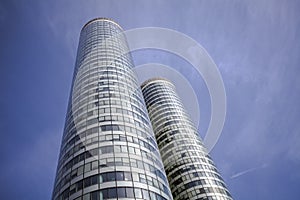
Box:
81;17;123;31
141;77;175;90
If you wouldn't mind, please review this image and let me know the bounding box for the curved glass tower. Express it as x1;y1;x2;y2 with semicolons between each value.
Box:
52;18;172;200
141;78;232;200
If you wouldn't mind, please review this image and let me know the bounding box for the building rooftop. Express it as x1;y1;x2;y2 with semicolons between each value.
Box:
82;17;123;31
141;77;174;89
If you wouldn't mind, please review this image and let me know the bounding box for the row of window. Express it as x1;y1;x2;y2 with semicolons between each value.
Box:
75;67;135;88
55;152;167;195
59;186;168;200
144;92;180;108
80;38;127;49
83;26;121;35
73;71;138;93
156;125;196;142
72;72;141;99
67;171;170;196
174;182;231;199
166;157;216;177
83;26;122;38
178;189;231;200
56;143;164;187
151;110;186;126
77;57;132;72
61;122;155;158
78;53;131;67
76;56;131;74
59;153;165;193
141;81;174;97
80;43;126;51
63;134;156;168
55;164;170;198
63;105;149;148
148;102;185;119
60;120;155;160
66;96;145;132
78;53;132;69
70;91;144;116
161;144;204;162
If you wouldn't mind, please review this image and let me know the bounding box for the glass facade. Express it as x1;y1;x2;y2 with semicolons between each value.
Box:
141;78;232;200
52;18;172;200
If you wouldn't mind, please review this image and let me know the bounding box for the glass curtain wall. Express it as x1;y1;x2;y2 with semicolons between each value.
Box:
141;78;232;200
52;18;172;200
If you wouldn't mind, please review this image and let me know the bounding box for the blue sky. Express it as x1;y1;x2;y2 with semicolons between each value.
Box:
1;0;300;199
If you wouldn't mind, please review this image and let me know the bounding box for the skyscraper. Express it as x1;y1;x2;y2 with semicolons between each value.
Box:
141;78;232;200
52;18;172;200
52;18;232;200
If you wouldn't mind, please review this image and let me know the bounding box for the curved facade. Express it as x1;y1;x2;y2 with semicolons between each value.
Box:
141;78;232;200
52;19;172;200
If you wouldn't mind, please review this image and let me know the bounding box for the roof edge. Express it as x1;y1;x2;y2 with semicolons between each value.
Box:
82;17;123;31
141;77;174;89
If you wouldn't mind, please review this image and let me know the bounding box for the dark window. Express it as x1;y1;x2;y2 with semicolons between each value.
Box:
116;171;124;181
101;145;113;154
77;180;83;191
84;177;91;187
100;124;120;131
108;188;117;198
101;189;108;199
91;191;99;200
117;187;126;198
107;172;116;181
91;175;98;185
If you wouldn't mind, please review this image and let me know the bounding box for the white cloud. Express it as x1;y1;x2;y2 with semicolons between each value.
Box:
231;163;268;179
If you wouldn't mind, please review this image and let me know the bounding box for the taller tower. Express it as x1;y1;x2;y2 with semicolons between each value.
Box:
52;18;172;200
141;78;232;200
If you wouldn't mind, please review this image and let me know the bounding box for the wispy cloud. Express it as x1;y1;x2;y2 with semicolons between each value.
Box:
231;163;268;179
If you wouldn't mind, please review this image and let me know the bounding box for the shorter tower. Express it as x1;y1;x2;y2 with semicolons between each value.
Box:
141;78;232;200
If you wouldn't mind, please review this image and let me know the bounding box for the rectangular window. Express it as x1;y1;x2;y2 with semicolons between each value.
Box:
126;188;134;198
90;191;99;200
117;187;126;198
124;172;132;181
108;188;117;198
116;171;124;181
134;188;143;198
92;161;98;170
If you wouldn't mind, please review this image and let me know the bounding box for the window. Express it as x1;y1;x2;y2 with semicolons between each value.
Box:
116;171;124;181
134;188;142;198
91;175;98;185
84;178;91;187
124;172;132;181
107;172;116;181
139;174;146;183
91;161;98;170
117;187;126;198
142;189;150;199
108;188;117;198
126;187;134;198
77;180;83;191
132;172;139;182
100;124;121;131
83;193;90;200
91;191;99;200
100;190;108;199
84;163;91;173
